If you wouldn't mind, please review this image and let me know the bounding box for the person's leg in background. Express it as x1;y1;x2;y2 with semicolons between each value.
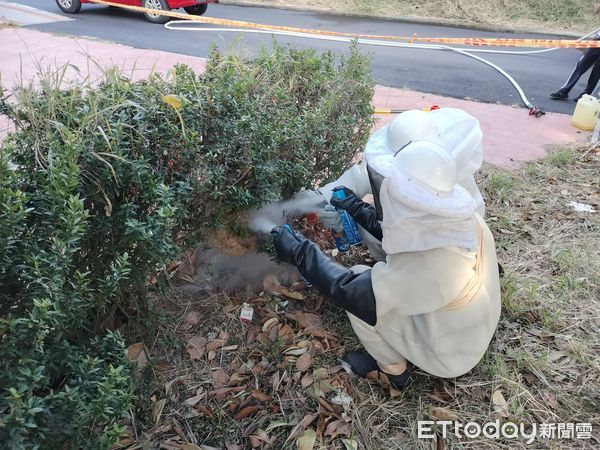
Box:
579;54;600;99
551;47;600;100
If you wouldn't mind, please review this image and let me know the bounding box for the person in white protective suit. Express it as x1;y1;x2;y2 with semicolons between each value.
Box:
271;111;501;389
315;108;486;262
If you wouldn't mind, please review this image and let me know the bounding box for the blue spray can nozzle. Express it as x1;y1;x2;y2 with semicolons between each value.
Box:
332;188;347;200
330;190;362;246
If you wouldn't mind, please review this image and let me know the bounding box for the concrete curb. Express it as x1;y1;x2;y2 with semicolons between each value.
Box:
221;0;586;38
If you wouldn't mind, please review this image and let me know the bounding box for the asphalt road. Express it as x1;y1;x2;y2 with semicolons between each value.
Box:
9;0;597;115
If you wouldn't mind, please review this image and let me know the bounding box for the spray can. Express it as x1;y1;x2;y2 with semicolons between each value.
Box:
321;205;351;253
331;189;363;246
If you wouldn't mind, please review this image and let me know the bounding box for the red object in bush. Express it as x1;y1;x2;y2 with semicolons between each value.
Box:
305;212;319;224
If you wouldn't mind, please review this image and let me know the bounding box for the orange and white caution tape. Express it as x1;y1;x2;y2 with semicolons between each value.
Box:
88;0;600;49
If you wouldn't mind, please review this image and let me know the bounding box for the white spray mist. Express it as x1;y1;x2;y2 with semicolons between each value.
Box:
249;190;327;233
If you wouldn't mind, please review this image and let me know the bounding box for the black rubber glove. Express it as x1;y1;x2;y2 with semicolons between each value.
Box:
330;186;383;241
272;226;305;265
272;226;377;326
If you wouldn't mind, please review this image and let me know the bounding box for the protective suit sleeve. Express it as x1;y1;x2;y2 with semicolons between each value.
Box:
318;162;372;202
330;187;383;241
273;227;377;326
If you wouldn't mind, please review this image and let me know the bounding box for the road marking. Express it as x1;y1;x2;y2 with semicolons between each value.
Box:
0;1;73;26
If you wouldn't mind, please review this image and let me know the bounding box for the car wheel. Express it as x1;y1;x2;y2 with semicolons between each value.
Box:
184;3;208;15
55;0;82;14
143;0;171;24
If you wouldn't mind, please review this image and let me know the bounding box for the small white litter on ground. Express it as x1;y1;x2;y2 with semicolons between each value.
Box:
566;201;596;213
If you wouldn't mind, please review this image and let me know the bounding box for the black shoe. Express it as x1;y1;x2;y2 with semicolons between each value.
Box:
341;351;411;390
550;91;568;100
573;92;588;102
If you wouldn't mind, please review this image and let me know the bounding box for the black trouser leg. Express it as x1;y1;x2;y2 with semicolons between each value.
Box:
584;57;600;95
558;49;600;95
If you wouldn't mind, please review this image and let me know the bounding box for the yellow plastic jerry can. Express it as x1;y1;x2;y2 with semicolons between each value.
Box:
572;94;600;131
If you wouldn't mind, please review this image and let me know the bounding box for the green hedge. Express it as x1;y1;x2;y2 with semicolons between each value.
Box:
0;42;374;448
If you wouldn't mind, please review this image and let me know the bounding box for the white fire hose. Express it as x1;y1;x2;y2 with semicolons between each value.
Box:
165;20;600;117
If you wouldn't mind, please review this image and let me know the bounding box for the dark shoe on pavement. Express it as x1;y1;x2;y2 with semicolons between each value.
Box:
341;351;411;390
550;91;568;100
573;92;587;102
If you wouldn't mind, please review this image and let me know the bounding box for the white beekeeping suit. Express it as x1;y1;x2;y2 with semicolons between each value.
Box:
347;141;501;378
272;140;501;382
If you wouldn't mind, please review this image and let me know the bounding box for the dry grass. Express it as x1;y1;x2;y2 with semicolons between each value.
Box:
119;144;599;449
222;0;599;34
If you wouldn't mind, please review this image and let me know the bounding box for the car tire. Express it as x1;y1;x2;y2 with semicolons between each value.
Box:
55;0;82;14
184;4;208;15
143;0;171;24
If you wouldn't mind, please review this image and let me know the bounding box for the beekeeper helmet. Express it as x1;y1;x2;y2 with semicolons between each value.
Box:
386;140;476;220
364;110;439;220
386;110;438;152
381;141;478;254
393;140;457;192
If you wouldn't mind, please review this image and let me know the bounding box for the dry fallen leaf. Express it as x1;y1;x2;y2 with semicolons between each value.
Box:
288;312;322;332
184;388;206;406
159;439;179;450
296;428;317;450
217;329;228;339
389;387;403;398
548;350;572;366
208;386;245;400
284;346;308;356
184;310;201;326
262;317;279;333
278;323;294;338
296;353;312;372
151;396;166;425
431;407;456;421
229;373;247;385
186;336;207;360
127;343;149;369
492;390;509;418
246;326;261;344
313;368;328;380
542;392;558;409
212;368;230;389
285;414;317;446
251;390;271;402
197;404;214;418
289;281;306;291
181;444;202;450
301;373;314;388
234;405;261;421
248;436;262;448
341;439;358;450
280;288;304;300
325;419;351;438
206;339;226;352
